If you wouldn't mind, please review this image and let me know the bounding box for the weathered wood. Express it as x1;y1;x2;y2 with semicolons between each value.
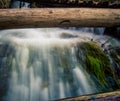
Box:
0;8;120;29
58;90;120;101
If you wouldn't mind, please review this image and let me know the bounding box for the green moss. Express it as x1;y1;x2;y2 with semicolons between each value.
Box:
76;42;113;85
86;56;106;84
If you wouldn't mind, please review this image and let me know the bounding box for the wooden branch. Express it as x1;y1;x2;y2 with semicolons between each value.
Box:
0;8;120;29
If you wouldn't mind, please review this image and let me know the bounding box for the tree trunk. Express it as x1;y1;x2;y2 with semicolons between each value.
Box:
0;8;120;29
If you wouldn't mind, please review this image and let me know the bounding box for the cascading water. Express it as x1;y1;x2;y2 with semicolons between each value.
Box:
0;28;120;101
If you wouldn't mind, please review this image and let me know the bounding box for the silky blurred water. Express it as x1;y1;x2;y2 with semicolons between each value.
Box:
0;28;119;101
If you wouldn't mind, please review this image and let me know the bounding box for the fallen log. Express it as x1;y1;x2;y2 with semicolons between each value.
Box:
0;8;120;29
58;90;120;101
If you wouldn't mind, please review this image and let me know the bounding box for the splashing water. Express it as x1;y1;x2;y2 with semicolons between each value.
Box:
0;28;119;101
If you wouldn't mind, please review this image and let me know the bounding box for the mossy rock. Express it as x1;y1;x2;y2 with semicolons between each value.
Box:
76;42;114;85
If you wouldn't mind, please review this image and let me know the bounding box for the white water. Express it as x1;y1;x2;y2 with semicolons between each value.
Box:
0;28;119;101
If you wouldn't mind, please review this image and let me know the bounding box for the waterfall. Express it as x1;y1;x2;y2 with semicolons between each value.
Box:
63;27;105;35
11;0;29;8
0;28;120;101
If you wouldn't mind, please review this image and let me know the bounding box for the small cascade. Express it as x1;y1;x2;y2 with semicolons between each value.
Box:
64;27;105;35
0;28;120;101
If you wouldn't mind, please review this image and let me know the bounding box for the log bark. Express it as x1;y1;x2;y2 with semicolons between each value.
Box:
0;8;120;29
58;90;120;101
